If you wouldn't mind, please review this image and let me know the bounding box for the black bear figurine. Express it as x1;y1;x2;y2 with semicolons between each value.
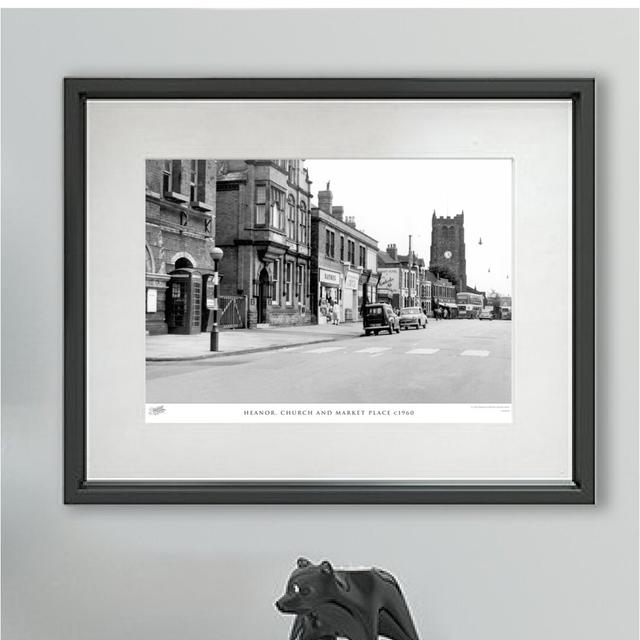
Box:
275;558;420;640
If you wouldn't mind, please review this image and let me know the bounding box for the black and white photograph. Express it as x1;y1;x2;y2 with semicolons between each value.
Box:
70;82;588;497
145;158;512;423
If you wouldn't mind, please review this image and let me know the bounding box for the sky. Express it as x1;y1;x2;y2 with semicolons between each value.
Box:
304;159;512;296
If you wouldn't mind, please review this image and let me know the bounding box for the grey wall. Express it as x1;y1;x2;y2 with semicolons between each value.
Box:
2;9;637;640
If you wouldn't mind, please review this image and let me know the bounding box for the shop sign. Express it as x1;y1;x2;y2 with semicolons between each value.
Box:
344;273;360;290
319;269;341;285
377;268;399;291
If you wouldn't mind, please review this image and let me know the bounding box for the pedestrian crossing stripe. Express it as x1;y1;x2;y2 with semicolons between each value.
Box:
304;346;347;354
300;346;491;356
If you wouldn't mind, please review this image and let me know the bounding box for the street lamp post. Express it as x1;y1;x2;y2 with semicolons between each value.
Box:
208;244;224;352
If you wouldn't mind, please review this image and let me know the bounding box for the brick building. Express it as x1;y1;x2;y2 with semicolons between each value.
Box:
415;257;433;315
310;186;379;324
377;244;431;312
429;210;467;292
145;159;218;335
426;271;457;317
215;160;313;326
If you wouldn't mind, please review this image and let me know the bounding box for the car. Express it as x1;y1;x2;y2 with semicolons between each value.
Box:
363;303;400;335
398;306;428;330
479;307;494;320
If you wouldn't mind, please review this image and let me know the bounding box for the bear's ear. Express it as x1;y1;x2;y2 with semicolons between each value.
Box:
297;557;311;568
320;560;334;576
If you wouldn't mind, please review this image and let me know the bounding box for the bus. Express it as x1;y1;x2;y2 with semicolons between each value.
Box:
456;292;483;319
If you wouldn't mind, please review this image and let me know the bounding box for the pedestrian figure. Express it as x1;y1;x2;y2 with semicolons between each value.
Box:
331;303;340;325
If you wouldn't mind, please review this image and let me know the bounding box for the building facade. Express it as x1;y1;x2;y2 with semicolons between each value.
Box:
145;159;218;335
215;160;313;327
310;186;379;324
426;271;458;317
377;244;431;312
429;210;467;292
415;257;433;315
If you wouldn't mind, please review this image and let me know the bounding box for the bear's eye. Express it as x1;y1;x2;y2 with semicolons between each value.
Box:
292;583;310;596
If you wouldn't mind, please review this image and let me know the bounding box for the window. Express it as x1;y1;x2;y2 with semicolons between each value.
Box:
256;184;266;225
189;160;197;202
288;161;297;184
161;160;187;198
340;236;345;261
325;229;335;258
270;186;286;229
271;260;280;304
145;246;154;273
347;239;355;264
299;202;307;245
359;245;366;268
285;262;293;305
187;159;206;203
162;160;174;194
271;203;282;229
297;265;304;298
287;195;296;240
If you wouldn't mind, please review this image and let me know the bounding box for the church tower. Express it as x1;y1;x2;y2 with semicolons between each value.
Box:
429;210;467;291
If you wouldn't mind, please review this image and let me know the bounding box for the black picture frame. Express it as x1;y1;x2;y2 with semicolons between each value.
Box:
64;78;594;504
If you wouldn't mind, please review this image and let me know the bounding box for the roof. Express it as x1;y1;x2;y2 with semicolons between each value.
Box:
377;251;399;266
312;208;379;247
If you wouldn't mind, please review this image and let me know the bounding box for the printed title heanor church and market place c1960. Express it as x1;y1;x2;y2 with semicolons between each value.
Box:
145;158;512;337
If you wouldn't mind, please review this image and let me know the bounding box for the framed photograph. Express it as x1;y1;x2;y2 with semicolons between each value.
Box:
65;78;594;504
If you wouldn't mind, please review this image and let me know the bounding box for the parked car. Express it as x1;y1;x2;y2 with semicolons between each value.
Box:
479;307;494;320
363;303;400;335
398;306;428;330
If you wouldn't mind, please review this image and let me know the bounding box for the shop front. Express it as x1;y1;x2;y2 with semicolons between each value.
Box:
343;270;360;322
317;267;342;324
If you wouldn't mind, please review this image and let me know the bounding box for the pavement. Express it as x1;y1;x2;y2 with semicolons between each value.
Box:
146;322;364;361
146;319;511;404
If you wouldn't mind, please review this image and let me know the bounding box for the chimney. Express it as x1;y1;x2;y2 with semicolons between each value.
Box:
386;243;397;260
331;205;344;220
318;184;333;214
345;215;357;228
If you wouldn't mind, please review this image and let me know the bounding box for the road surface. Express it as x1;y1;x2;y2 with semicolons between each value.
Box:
146;319;511;404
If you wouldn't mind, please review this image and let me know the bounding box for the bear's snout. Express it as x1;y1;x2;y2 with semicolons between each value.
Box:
275;595;294;613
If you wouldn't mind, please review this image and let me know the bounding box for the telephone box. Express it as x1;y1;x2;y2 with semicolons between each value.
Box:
166;268;203;335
